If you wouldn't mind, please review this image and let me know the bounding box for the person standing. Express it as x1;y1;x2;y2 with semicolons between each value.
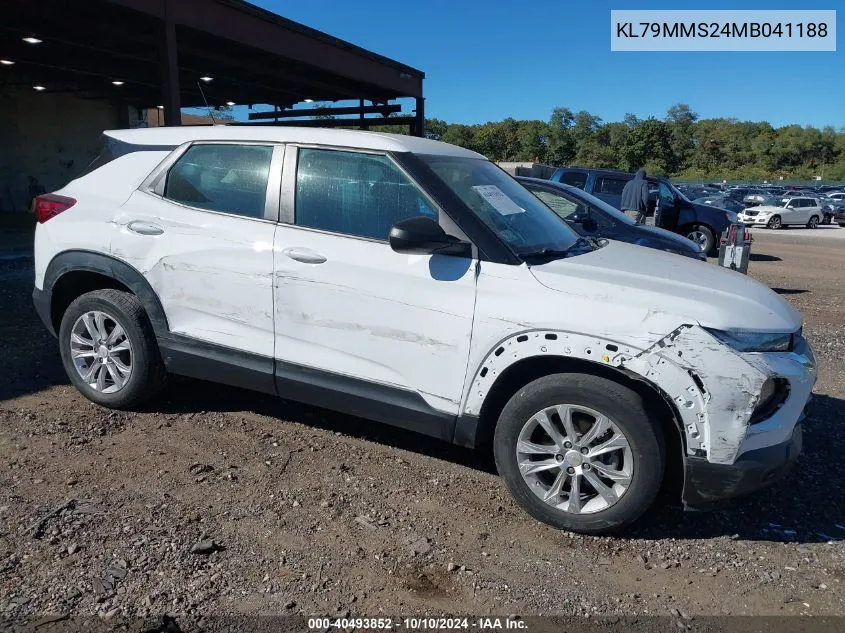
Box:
620;168;649;223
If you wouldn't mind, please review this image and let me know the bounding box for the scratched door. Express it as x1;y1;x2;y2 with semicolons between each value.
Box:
272;146;477;416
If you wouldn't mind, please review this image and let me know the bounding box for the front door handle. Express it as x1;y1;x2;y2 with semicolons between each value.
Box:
282;247;327;264
127;221;164;236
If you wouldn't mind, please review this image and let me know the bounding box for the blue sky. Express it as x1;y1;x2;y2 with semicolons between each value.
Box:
249;0;842;128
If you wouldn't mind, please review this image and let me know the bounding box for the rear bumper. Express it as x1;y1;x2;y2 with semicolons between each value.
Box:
682;422;803;508
32;286;55;337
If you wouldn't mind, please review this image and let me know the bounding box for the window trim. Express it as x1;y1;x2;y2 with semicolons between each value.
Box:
139;140;283;223
281;144;451;245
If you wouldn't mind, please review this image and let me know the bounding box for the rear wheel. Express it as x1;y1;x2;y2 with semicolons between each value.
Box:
684;225;715;255
807;215;820;229
767;215;782;229
494;373;665;534
58;289;167;409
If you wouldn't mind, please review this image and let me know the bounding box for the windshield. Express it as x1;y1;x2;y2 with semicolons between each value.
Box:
420;155;581;256
530;182;637;225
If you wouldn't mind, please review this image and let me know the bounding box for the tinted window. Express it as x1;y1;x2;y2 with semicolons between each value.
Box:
596;177;628;195
559;171;588;189
164;144;273;218
295;149;437;241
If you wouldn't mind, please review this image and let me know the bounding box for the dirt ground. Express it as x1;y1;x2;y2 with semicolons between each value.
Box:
1;231;843;630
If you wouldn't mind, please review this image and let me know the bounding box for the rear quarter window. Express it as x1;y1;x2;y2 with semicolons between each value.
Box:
76;135;176;179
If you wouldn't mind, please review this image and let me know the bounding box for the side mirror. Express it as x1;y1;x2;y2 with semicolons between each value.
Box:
389;216;471;256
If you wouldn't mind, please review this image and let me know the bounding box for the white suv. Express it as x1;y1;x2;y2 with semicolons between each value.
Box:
32;127;816;534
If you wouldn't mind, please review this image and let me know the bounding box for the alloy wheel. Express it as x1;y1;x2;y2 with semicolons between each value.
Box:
685;230;708;251
69;310;132;393
516;404;633;514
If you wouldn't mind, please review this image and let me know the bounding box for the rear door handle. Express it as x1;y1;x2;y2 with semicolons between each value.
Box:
127;221;164;236
282;247;327;264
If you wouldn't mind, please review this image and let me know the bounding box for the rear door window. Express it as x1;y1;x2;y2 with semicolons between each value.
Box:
559;171;588;189
164;143;273;219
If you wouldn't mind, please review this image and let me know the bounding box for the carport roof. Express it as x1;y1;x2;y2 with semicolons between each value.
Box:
2;0;424;109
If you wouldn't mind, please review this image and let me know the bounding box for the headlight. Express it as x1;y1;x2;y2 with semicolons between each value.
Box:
704;328;792;352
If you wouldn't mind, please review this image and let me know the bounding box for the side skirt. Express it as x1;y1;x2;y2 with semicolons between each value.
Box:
159;335;456;443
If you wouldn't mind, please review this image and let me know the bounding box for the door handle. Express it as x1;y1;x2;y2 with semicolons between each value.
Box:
127;221;164;236
282;247;327;264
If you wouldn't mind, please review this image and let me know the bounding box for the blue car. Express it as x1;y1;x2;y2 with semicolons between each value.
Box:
548;168;737;255
517;177;707;261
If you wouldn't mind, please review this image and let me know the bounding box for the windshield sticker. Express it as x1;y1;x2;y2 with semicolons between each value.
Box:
472;185;525;216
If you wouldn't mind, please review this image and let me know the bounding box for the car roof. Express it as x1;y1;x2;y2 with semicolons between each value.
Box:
555;167;634;178
104;126;485;159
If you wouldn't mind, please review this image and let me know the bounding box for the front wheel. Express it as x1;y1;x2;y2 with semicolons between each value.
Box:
807;215;820;229
684;225;715;255
58;289;168;409
821;215;831;225
767;215;782;229
494;374;665;534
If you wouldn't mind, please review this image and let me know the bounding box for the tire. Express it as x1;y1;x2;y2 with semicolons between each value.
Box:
58;289;168;409
821;215;831;225
807;215;820;229
767;215;782;229
493;373;665;535
684;224;715;256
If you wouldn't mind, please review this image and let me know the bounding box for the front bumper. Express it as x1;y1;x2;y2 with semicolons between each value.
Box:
738;215;770;226
683;421;803;508
681;335;815;508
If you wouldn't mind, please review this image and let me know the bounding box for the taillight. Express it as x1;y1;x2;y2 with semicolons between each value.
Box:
33;194;76;223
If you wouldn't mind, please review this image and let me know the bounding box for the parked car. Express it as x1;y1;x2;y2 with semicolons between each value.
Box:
835;207;845;227
820;198;845;225
738;197;825;229
32;127;814;534
693;195;746;215
548;168;737;254
516;177;706;260
825;192;845;201
742;190;771;206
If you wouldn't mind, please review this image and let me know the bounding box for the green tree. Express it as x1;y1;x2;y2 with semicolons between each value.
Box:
620;118;673;173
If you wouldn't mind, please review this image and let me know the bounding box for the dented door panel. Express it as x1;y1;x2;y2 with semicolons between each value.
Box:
111;190;276;356
272;226;476;414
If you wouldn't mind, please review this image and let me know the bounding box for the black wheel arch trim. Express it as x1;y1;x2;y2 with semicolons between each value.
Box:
41;250;170;338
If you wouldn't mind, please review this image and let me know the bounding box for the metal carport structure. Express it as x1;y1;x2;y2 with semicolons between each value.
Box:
1;0;426;132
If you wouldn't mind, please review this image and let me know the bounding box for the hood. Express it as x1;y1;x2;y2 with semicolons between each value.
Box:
634;168;647;180
691;200;737;221
636;225;700;253
529;241;801;334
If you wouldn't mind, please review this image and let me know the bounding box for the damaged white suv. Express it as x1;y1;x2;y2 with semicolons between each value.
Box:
33;127;816;534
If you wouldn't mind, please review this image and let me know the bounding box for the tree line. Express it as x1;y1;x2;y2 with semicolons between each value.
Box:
409;104;845;181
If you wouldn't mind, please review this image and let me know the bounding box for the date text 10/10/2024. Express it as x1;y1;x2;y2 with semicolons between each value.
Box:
307;617;528;630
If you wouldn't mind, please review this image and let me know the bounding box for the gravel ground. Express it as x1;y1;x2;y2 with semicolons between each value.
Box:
0;232;843;631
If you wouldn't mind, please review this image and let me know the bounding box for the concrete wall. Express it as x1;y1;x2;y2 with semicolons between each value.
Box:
0;87;133;212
